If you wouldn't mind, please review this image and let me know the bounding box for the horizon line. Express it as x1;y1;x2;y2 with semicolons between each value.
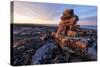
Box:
11;23;97;26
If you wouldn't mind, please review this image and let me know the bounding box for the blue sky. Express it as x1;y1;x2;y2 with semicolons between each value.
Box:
14;1;97;25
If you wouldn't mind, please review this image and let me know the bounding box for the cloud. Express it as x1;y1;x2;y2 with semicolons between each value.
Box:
13;1;97;25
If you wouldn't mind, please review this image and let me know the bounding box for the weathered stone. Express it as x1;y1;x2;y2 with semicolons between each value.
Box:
63;9;74;17
31;42;57;64
67;30;77;37
69;25;80;30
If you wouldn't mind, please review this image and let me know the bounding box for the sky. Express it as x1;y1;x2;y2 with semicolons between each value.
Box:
13;1;97;25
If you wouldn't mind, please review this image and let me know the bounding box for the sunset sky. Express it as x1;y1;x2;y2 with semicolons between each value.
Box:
13;1;97;25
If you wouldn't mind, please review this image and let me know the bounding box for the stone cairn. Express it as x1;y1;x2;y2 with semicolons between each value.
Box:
57;9;80;36
52;9;88;55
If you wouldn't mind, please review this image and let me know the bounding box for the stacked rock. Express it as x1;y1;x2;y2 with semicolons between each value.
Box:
52;9;88;55
57;9;80;37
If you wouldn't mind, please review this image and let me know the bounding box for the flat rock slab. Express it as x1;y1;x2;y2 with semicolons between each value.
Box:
31;42;57;64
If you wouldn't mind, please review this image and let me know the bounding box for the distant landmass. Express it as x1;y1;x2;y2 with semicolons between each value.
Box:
12;23;97;30
80;25;97;30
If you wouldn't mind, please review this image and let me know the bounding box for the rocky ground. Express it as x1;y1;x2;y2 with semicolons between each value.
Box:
11;24;97;66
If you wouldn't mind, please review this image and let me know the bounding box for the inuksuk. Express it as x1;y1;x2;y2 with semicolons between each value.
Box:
52;9;88;55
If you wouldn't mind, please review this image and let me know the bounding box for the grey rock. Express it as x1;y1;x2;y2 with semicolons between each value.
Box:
31;42;57;64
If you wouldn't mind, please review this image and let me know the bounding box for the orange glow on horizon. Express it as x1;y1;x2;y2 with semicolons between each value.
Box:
14;14;59;24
